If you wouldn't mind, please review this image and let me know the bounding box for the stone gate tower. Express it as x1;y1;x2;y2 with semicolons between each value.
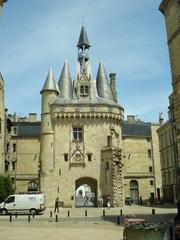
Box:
40;26;124;207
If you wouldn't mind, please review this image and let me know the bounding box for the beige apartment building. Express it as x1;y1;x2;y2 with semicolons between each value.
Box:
159;0;180;200
157;118;177;203
123;116;162;205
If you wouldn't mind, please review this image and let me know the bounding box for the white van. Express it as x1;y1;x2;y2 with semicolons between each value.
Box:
0;193;45;215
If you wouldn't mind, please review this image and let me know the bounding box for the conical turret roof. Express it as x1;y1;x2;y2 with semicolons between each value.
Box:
77;25;91;49
96;62;114;101
58;60;73;99
0;72;4;83
41;68;58;94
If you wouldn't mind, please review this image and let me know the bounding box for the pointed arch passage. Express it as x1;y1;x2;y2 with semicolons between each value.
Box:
75;177;97;207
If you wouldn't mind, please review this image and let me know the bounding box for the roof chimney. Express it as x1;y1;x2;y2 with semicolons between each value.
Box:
28;113;37;122
127;115;136;123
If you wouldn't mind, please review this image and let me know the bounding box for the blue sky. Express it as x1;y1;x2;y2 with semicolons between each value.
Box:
0;0;172;122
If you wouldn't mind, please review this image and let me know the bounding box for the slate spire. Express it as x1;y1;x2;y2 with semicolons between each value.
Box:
96;61;114;101
77;25;91;49
41;68;58;94
58;60;73;99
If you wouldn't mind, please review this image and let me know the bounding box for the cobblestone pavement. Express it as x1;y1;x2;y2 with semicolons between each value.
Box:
0;205;177;240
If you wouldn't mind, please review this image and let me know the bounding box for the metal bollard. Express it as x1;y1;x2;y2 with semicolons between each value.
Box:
9;213;12;222
28;214;30;222
117;216;120;225
50;211;52;218
152;209;155;214
85;210;87;217
120;209;123;216
68;210;70;217
103;209;105;217
55;214;58;222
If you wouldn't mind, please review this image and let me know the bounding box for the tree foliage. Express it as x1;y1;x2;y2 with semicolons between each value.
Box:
0;175;14;202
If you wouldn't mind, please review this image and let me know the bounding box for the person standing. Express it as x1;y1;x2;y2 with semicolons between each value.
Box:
54;197;60;213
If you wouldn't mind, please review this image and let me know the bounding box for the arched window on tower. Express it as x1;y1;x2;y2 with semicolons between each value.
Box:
28;181;38;192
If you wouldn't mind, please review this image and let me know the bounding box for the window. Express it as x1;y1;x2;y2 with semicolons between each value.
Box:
106;162;109;170
5;196;15;204
12;161;16;171
12;127;17;135
150;180;154;186
80;85;89;96
87;154;92;161
64;154;68;162
107;136;112;147
73;127;83;141
149;166;153;173
148;149;151;158
12;143;16;152
28;181;38;192
7;143;10;152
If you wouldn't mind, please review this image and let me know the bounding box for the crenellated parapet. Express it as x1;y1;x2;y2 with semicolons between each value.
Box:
51;104;124;122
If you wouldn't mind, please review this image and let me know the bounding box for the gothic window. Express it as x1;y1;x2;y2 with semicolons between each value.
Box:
28;181;38;192
80;85;89;96
73;127;83;141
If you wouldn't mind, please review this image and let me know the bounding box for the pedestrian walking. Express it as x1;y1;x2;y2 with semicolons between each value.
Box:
54;197;60;213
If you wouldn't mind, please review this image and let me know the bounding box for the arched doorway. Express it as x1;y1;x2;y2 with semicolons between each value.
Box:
75;177;97;207
130;180;139;204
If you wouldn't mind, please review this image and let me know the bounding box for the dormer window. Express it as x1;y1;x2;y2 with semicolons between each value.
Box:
80;85;89;96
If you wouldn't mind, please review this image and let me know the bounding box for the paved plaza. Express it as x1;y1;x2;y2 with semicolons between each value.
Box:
0;205;177;240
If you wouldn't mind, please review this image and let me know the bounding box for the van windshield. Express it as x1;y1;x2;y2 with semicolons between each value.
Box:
5;196;15;203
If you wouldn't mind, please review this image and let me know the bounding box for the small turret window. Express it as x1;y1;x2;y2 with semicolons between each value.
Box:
80;85;89;96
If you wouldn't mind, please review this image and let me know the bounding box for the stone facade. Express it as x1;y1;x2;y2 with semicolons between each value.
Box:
36;26;124;207
3;26;163;208
123;116;162;204
5;114;40;192
159;0;180;199
157;118;177;203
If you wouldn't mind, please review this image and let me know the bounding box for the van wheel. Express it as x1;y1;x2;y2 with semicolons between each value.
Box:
30;209;37;215
1;208;8;215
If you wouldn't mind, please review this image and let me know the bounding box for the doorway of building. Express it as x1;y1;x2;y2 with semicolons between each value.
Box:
75;177;97;207
130;180;139;204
